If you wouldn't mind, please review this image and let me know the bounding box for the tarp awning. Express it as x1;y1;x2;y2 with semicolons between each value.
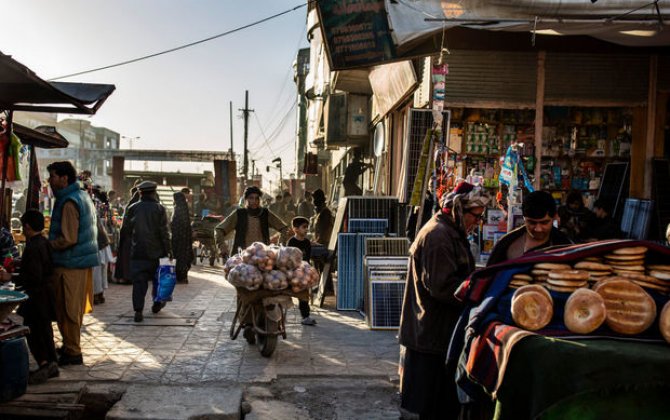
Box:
386;0;670;49
13;124;68;149
0;52;115;114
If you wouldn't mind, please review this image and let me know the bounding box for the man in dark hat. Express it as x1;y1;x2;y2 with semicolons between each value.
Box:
120;180;172;322
215;185;289;255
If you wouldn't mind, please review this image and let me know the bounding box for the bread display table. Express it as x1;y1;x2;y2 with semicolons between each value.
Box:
496;337;670;419
451;240;670;419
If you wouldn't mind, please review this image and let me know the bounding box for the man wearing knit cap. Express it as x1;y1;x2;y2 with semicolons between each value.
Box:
121;180;172;322
399;181;487;419
215;186;289;255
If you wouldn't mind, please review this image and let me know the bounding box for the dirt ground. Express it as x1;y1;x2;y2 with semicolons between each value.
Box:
243;377;400;419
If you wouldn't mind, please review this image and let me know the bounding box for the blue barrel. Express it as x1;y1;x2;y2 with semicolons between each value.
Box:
0;336;29;402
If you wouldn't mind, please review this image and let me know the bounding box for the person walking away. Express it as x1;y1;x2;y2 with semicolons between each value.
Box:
287;216;317;326
12;210;59;384
47;161;99;366
398;182;488;420
121;181;172;322
488;190;572;266
297;191;315;218
171;192;192;284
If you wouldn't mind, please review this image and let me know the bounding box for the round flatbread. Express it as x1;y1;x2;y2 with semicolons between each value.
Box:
612;246;648;255
531;270;550;277
512;274;533;282
510;281;531;287
511;289;553;331
647;265;670;272
534;263;572;271
594;278;656;335
584;257;603;262
605;253;646;261
615;271;657;282
574;261;612;272
659;301;670;344
548;270;589;281
649;270;670;281
564;289;607;334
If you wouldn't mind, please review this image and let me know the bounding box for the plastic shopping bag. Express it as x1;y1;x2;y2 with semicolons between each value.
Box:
153;258;176;303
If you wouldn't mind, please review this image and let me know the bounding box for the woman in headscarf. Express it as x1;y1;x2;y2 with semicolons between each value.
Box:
171;192;193;283
398;181;488;420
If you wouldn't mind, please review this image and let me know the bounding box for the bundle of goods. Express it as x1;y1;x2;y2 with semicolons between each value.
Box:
506;245;670;340
225;242;319;292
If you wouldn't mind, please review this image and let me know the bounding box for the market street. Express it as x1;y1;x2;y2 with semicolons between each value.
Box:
37;264;400;418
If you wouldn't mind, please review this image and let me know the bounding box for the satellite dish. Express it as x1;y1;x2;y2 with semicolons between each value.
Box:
373;123;385;157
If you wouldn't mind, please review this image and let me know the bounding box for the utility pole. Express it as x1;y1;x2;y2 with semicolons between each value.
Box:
251;160;256;178
239;90;254;182
229;101;234;159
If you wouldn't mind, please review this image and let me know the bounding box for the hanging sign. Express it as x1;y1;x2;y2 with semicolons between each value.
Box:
317;0;396;70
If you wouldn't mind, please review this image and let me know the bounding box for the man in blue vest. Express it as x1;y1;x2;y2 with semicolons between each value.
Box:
47;161;100;366
121;181;172;322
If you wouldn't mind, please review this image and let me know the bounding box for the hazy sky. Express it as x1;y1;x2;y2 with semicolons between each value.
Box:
2;0;308;180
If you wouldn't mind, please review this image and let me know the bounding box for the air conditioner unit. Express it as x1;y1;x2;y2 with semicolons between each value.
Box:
325;92;370;148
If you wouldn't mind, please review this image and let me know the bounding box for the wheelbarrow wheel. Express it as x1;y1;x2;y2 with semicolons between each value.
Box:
256;310;278;357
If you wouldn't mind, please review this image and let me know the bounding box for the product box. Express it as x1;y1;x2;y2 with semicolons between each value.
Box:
487;209;505;226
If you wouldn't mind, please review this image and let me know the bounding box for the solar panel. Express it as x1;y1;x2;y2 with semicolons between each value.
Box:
368;281;405;330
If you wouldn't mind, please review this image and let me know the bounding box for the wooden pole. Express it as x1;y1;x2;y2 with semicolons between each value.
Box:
0;111;13;228
534;51;546;189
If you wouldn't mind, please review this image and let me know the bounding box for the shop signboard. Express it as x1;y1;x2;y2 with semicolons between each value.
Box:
317;0;396;71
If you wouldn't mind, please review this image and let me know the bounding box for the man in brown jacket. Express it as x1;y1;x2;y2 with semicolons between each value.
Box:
399;182;488;420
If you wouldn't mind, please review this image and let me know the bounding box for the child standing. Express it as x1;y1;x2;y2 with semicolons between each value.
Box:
15;210;58;384
287;217;316;326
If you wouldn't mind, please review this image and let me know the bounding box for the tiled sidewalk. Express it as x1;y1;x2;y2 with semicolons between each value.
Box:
51;265;399;385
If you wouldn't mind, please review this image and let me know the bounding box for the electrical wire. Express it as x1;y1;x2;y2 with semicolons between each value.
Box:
48;2;308;81
249;99;297;153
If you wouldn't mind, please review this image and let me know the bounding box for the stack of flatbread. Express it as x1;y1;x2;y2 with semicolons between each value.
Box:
573;261;613;286
604;246;648;277
546;270;589;293
509;273;533;289
647;265;670;294
530;263;571;286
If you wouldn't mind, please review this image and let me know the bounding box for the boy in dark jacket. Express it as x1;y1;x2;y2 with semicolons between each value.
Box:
15;210;59;384
287;217;316;326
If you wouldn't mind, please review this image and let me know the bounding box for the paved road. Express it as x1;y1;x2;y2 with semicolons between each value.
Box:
50;265;400;386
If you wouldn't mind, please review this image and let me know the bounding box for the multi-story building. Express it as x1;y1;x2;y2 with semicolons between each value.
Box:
13;113;120;189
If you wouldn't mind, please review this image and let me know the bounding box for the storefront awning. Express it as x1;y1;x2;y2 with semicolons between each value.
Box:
0;52;115;114
317;0;670;71
13;124;68;149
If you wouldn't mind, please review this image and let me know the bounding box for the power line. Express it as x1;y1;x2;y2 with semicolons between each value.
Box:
48;2;308;81
249;99;297;153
